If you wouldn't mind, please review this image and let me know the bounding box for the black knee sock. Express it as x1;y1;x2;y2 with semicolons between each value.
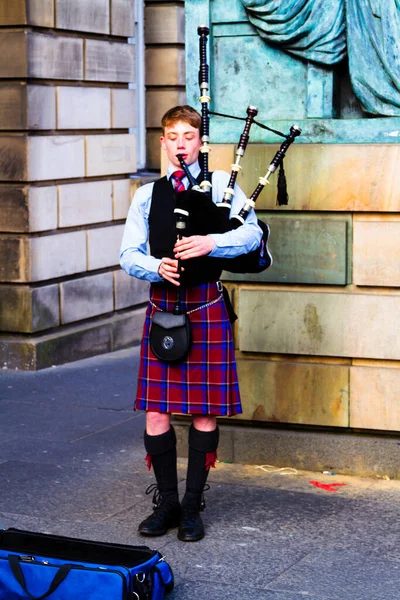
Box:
184;425;219;504
144;427;178;495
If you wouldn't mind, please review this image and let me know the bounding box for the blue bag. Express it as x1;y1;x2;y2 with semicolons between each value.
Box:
0;528;174;599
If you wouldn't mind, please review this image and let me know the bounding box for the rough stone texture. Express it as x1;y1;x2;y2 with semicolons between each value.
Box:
0;84;27;130
85;39;135;83
0;32;84;81
58;180;113;228
239;288;400;360
0;84;56;130
145;47;186;86
0;0;143;374
224;214;351;285
0;135;85;181
57;86;111;130
112;179;132;220
353;219;400;287
27;136;85;181
0;284;59;333
0;31;27;78
350;366;400;431
146;89;186;128
56;0;109;34
60;273;114;324
235;358;349;427
0;187;29;233
28;33;84;80
85;134;136;177
112;309;146;350
0;136;28;181
146;129;163;170
0;185;58;233
0;236;30;282
0;309;144;370
114;269;149;310
29;186;58;232
111;89;136;129
210;144;400;212
0;0;54;26
111;0;135;37
28;85;57;130
87;224;124;271
145;5;185;44
30;231;87;282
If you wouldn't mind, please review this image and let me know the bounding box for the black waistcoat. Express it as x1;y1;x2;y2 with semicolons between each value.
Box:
149;175;223;286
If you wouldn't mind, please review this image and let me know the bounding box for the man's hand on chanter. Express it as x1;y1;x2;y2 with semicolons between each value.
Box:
158;257;180;286
174;235;215;260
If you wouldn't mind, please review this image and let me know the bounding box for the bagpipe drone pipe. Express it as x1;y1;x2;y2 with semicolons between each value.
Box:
175;25;302;276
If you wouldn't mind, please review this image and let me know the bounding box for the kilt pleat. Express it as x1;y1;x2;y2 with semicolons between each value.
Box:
135;281;242;416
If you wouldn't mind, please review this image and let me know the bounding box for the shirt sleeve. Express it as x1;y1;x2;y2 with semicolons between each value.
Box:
207;170;263;259
119;182;163;283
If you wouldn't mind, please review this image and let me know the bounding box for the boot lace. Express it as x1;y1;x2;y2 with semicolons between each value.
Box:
145;484;178;514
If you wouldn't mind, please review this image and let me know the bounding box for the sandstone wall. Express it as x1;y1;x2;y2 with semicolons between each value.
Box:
0;0;149;369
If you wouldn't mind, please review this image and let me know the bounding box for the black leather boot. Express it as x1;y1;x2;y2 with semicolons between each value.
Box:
178;490;205;542
138;485;180;536
138;427;180;537
178;425;219;542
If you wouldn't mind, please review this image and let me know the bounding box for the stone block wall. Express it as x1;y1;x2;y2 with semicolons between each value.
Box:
0;0;149;370
145;0;185;168
205;143;400;434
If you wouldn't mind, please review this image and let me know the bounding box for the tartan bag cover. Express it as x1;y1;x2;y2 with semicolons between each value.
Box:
136;281;242;416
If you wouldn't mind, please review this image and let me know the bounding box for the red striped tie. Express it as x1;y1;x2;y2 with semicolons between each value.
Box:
171;170;186;192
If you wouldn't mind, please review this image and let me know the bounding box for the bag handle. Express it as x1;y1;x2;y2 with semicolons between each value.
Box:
8;555;72;600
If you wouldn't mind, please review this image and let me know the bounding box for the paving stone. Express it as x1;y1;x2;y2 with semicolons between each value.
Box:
267;548;400;600
1;348;399;600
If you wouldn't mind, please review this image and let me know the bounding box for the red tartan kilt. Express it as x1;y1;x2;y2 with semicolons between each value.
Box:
135;281;242;416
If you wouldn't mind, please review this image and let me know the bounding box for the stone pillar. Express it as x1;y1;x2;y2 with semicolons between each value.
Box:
145;0;186;168
0;0;149;370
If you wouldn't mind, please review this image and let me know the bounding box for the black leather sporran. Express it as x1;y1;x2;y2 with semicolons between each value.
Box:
149;310;192;363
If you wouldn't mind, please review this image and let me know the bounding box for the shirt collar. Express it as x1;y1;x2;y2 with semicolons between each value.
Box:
167;160;201;181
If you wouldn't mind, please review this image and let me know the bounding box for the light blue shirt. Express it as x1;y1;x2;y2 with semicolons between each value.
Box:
120;161;262;283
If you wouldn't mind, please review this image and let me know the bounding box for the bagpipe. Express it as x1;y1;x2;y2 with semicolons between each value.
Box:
174;25;301;276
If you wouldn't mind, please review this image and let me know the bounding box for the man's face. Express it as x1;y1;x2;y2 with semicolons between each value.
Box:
160;120;201;169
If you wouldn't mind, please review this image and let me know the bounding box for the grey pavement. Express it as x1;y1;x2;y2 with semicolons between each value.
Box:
1;347;399;600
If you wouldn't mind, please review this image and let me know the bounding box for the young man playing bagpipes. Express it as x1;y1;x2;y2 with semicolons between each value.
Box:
120;105;262;542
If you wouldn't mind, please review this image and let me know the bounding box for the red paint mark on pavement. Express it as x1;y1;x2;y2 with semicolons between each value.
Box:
309;480;347;492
